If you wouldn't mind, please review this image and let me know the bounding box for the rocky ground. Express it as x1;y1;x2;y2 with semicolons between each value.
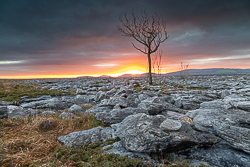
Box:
1;75;250;167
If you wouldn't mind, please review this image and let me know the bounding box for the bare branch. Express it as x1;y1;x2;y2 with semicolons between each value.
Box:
132;42;147;54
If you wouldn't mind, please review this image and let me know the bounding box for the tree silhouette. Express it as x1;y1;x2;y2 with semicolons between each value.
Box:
118;10;168;84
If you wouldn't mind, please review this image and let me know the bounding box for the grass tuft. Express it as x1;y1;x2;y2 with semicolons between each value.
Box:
80;104;94;110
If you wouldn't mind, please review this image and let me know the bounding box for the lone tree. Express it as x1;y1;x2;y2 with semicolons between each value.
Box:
118;10;168;84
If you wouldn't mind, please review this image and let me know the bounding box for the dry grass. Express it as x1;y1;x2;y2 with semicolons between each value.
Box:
181;117;193;123
0;83;5;90
0;113;106;167
80;104;94;110
0;82;75;102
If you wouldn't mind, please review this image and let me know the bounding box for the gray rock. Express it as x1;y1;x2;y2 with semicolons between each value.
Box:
113;113;167;153
68;104;85;113
163;102;187;114
141;96;160;103
42;110;56;115
114;86;127;96
42;99;69;110
160;119;182;131
126;93;140;107
143;91;157;97
95;91;106;102
104;141;159;166
221;90;231;99
74;95;90;104
187;141;250;167
0;106;7;119
85;106;112;114
98;97;128;108
58;127;115;147
174;98;183;108
138;97;164;115
59;112;77;119
234;101;250;112
160;111;184;119
163;96;175;104
113;113;218;153
20;95;51;103
95;107;146;124
138;94;149;101
182;102;200;110
105;88;116;98
138;102;164;115
192;95;214;103
191;108;250;154
7;105;25;118
200;100;231;110
21;98;69;110
0;101;14;106
76;88;86;95
7;106;39;118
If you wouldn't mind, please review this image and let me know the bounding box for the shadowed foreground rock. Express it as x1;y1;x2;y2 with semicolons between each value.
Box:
112;113;218;153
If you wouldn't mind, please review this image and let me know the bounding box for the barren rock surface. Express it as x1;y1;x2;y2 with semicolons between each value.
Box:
1;75;250;166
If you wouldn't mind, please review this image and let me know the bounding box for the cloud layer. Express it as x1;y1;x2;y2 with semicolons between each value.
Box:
0;0;250;77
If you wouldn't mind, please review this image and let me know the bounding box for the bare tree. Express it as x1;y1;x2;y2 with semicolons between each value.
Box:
179;62;189;80
153;49;163;84
118;10;168;84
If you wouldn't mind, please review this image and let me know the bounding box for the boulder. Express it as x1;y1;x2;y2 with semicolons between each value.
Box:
20;95;51;103
95;91;106;102
112;113;167;153
7;105;31;118
221;90;231;99
58;127;115;147
98;97;128;108
199;100;231;110
74;95;90;104
68;104;85;113
138;97;164;115
85;106;112;114
104;141;159;166
233;101;250;112
113;113;218;153
59;112;77;119
0;101;15;106
188;104;250;154
163;96;175;104
0;106;7;119
138;102;164;115
21;98;69;110
126;93;140;108
95;107;146;124
114;86;127;96
42;110;56;115
159;118;182;131
138;94;149;101
187;141;250;167
76;88;86;95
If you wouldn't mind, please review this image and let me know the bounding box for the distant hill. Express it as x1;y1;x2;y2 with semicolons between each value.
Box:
77;68;250;78
119;68;250;77
163;68;250;76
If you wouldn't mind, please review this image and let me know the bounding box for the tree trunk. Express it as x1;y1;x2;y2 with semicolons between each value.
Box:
147;53;152;85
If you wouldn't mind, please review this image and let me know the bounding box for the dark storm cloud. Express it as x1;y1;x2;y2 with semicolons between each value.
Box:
0;0;250;74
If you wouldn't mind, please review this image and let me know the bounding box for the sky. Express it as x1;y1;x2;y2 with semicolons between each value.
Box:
0;0;250;79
